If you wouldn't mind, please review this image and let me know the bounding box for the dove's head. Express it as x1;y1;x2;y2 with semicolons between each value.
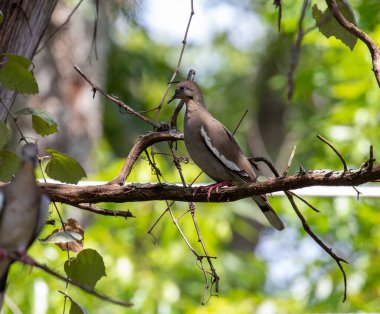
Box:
167;81;204;105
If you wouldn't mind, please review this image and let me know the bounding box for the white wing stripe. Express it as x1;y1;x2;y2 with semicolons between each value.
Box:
200;125;242;172
0;191;4;216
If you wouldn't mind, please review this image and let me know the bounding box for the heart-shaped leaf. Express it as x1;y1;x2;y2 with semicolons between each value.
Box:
0;54;38;94
64;249;106;289
14;107;58;136
45;149;87;184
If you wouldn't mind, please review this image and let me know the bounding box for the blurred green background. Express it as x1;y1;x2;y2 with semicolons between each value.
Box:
4;0;380;313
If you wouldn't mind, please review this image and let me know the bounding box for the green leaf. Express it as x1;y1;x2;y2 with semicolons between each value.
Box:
0;150;21;182
39;231;83;244
0;122;9;149
312;1;358;50
64;249;106;289
45;148;87;184
0;53;38;94
59;292;88;314
0;10;3;25
14;107;58;136
69;298;88;314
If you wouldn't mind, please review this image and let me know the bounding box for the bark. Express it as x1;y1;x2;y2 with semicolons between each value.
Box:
29;164;380;205
24;2;108;167
0;0;58;120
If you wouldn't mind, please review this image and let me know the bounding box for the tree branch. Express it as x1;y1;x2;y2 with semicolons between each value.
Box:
109;130;183;185
31;259;132;307
32;164;380;205
74;65;158;128
73;203;135;218
7;252;133;307
154;0;195;124
317;134;348;172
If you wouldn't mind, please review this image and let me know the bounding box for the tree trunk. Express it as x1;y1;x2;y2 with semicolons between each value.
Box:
0;0;58;121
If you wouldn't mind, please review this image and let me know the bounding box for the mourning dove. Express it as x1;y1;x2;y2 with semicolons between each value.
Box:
0;143;50;308
168;80;284;230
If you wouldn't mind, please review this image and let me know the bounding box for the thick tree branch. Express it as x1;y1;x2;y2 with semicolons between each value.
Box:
33;165;380;205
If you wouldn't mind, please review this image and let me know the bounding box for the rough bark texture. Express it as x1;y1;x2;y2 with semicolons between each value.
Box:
0;0;58;120
19;164;378;205
24;2;108;167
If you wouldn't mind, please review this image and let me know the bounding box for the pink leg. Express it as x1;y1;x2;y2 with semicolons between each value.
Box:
194;181;232;201
18;251;35;266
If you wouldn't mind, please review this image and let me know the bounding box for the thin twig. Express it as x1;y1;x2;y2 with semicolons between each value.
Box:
167;205;199;255
89;0;99;61
36;0;85;54
150;1;195;241
196;257;211;305
154;0;195;124
176;208;191;221
369;145;374;169
144;149;199;256
232;109;248;134
287;190;320;213
360;145;375;171
169;70;196;129
73;203;135;218
147;203;173;244
36;145;71;312
250;157;280;177
145;150;173;244
168;73;193;130
169;143;187;186
273;0;282;31
285;192;348;301
58;291;85;312
287;0;310;100
249;154;348;301
189;203;220;304
0;98;26;139
144;149;165;180
283;145;297;176
9;253;133;307
317;135;348;172
352;186;361;201
325;0;380;87
167;143;219;301
74;65;157;128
